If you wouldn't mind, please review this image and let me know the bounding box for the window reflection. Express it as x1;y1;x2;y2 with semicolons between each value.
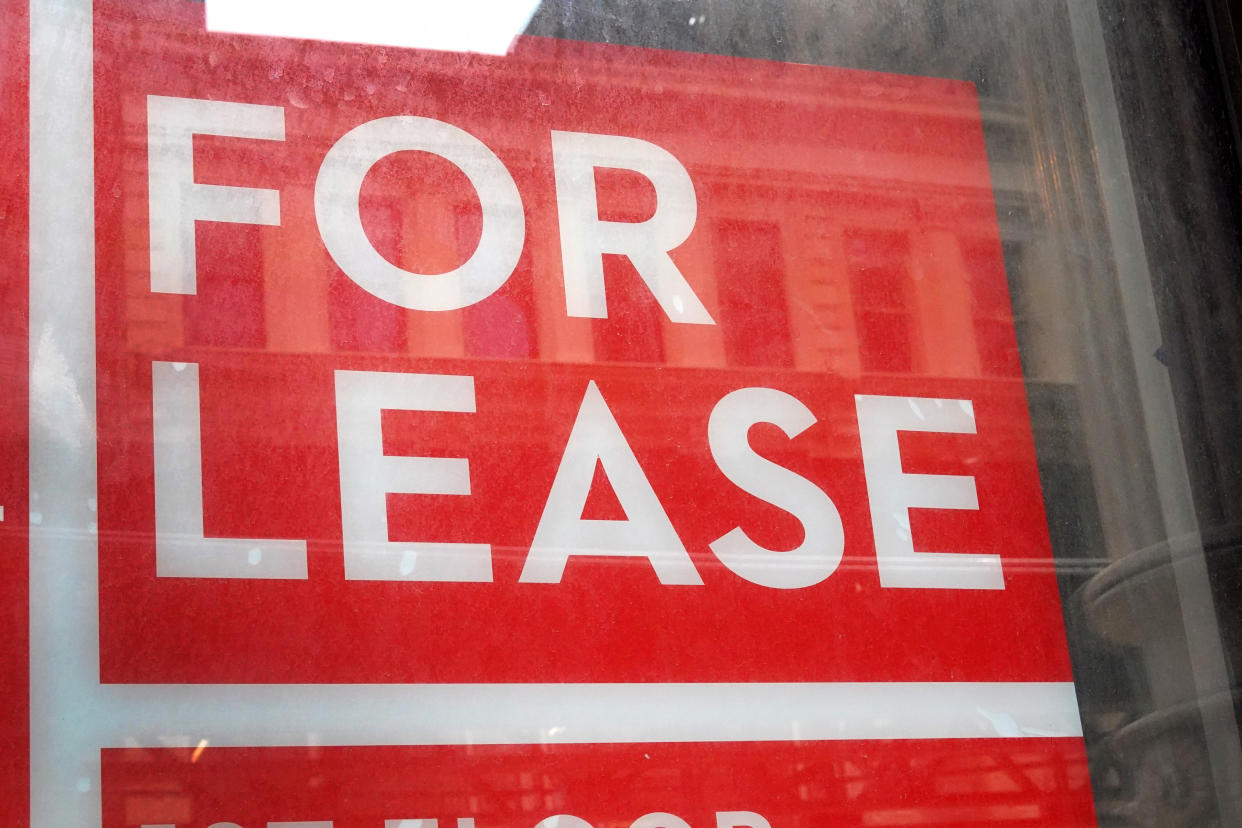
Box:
61;0;1242;825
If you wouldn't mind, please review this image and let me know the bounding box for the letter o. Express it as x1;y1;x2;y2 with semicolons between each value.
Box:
315;115;525;311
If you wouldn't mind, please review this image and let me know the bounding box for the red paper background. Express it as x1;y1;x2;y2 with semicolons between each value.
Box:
94;0;1072;685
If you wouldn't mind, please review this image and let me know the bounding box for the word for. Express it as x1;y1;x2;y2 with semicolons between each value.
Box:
147;95;714;322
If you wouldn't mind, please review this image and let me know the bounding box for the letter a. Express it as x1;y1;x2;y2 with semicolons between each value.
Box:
521;382;701;585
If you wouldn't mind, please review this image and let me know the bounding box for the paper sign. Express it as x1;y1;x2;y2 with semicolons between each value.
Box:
18;0;1097;824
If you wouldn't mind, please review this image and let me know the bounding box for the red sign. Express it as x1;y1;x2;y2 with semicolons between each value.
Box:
95;0;1071;687
16;0;1095;823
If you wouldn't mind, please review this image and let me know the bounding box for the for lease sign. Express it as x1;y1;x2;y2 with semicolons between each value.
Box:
20;0;1095;824
94;1;1070;687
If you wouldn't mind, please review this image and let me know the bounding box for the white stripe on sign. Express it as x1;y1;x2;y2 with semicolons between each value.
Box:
204;0;542;56
29;0;100;823
91;680;1082;748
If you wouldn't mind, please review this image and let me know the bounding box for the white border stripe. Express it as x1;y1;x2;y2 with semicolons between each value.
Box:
95;682;1082;747
29;0;101;823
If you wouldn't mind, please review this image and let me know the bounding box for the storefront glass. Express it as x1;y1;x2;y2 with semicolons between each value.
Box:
7;1;1242;825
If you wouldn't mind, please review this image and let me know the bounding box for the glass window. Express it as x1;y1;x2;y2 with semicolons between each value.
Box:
8;0;1242;825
